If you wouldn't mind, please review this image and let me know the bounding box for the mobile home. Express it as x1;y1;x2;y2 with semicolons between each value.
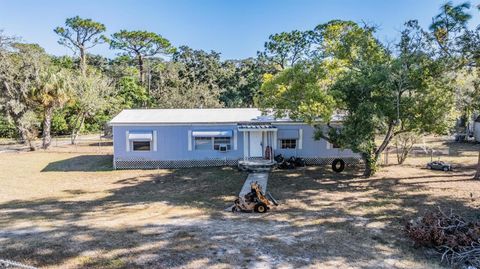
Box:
109;108;359;169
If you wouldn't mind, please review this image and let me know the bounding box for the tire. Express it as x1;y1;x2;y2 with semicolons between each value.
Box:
332;159;345;173
254;202;268;213
443;166;449;172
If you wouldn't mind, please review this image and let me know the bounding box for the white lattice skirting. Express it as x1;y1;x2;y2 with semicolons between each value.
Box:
114;157;362;169
115;159;239;169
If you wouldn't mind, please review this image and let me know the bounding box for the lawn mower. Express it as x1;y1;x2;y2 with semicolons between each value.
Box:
232;182;279;213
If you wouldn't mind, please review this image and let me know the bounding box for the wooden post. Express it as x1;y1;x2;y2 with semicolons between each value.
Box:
474;150;480;180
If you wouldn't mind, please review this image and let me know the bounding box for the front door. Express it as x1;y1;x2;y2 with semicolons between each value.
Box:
249;132;263;157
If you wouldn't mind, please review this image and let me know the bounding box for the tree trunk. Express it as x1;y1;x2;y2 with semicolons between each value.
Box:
138;54;144;85
70;113;85;145
362;152;378;178
80;47;86;76
27;138;36;151
474;150;480;180
42;106;54;149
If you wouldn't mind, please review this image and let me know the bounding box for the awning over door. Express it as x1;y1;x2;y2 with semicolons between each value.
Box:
237;125;277;132
128;131;153;141
277;129;299;139
191;130;233;137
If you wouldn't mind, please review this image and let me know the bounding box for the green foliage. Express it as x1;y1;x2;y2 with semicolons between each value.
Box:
0;40;48;140
258;20;456;176
117;76;149;108
54;16;107;50
257;63;335;123
110;30;175;85
51;110;69;135
220;58;273;107
51;55;76;69
0;115;16;138
151;46;224;108
54;16;107;72
31;67;71;109
68;70;115;143
259;30;312;70
83;111;111;133
110;30;175;57
430;2;472;45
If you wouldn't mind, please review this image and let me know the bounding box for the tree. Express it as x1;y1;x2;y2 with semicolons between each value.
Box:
110;30;175;86
257;63;336;123
220;58;274;107
54;16;106;75
152;61;223;108
116;76;149;108
258;30;312;71
31;68;71;149
430;1;472;59
151;46;224;108
257;20;455;177
16;110;40;151
394;132;421;164
333;21;454;176
68;70;114;144
429;3;480;179
0;41;48;144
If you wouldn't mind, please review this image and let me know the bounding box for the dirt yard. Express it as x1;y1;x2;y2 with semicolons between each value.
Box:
0;141;479;268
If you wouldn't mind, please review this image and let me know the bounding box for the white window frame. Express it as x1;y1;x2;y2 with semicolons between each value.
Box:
127;130;156;152
191;130;235;151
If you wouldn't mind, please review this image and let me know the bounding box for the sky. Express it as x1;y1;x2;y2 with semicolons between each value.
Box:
1;0;479;60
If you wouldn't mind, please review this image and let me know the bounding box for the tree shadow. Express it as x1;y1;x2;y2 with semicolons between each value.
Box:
41;155;113;172
0;164;478;268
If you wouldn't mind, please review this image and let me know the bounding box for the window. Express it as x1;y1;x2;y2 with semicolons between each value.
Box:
132;141;151;151
327;142;341;149
280;139;297;149
213;137;231;150
194;137;213;150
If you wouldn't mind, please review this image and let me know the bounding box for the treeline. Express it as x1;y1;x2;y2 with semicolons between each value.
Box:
0;16;279;148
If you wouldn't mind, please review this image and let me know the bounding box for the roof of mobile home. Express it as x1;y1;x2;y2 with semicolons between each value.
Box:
109;108;343;125
109;108;280;125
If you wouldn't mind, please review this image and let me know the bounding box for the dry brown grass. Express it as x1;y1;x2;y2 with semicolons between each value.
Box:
0;141;479;268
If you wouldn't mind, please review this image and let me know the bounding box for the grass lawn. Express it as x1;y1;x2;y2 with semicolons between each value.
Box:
0;143;479;268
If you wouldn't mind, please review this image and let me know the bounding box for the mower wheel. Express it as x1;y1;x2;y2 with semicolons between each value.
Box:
254;202;268;213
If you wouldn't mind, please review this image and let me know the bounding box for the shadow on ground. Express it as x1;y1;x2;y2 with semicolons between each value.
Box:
41;155;113;172
1;164;478;268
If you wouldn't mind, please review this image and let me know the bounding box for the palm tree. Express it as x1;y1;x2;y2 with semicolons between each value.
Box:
31;68;71;149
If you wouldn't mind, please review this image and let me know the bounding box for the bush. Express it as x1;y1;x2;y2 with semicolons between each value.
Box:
0;116;17;138
51;111;69;135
